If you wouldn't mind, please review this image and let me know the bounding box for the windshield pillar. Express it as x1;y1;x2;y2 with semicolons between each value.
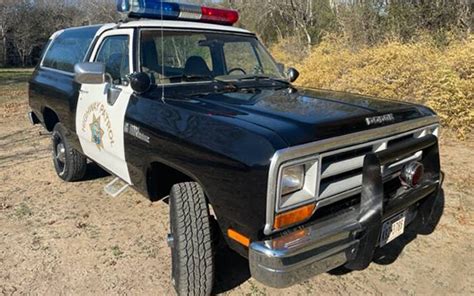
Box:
210;43;226;76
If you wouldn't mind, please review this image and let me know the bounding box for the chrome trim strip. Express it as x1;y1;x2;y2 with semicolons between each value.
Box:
316;187;361;208
39;66;75;77
264;115;439;235
39;30;63;69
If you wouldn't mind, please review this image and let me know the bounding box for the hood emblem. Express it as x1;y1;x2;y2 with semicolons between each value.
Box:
365;113;395;126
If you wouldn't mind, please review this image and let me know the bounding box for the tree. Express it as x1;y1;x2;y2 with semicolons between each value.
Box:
8;2;41;66
0;0;16;66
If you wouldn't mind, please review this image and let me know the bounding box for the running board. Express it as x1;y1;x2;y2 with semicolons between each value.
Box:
104;177;129;197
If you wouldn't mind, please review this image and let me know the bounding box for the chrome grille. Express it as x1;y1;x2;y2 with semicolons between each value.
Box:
264;117;440;235
317;126;438;203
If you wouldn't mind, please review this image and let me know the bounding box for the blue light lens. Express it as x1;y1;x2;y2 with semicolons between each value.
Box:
116;0;130;12
118;0;181;19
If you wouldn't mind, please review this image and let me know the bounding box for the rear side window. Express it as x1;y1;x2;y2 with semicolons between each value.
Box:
42;27;100;73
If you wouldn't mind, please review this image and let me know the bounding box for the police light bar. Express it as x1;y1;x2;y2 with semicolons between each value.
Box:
117;0;239;26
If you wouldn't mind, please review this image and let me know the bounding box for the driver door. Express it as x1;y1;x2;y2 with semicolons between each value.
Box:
76;29;134;184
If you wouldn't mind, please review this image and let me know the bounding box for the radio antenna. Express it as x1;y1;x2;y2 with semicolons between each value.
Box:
160;0;165;102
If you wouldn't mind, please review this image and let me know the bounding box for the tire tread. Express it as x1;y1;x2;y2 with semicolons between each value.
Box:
170;182;214;296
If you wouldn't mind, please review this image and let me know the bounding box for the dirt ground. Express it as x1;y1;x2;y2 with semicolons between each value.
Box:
1;72;473;295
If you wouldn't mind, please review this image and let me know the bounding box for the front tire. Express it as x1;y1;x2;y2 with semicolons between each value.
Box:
51;123;87;182
169;182;215;296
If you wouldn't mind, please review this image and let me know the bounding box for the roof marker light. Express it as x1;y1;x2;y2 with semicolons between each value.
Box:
116;0;239;26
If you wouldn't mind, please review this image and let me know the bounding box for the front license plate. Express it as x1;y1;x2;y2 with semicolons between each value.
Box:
379;211;406;247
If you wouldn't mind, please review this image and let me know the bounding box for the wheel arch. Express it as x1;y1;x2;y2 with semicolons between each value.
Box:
146;160;212;204
42;106;60;132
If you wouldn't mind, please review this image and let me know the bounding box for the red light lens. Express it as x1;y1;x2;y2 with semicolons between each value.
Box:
400;161;424;187
201;6;239;25
412;165;423;186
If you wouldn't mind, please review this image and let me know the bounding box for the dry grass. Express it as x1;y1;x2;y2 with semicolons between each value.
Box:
0;69;32;106
272;35;474;139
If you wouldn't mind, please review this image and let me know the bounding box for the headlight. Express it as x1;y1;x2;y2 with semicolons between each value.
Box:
277;156;319;211
281;165;305;196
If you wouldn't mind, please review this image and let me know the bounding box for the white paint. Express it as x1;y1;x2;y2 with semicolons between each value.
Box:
76;28;134;184
101;20;252;34
50;29;65;40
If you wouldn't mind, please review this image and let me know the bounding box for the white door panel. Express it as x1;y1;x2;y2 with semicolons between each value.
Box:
76;29;134;184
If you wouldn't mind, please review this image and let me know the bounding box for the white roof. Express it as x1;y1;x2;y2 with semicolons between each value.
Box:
98;20;252;35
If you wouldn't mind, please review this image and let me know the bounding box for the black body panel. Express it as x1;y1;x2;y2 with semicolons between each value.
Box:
123;83;435;245
171;86;434;146
29;68;79;130
124;88;289;243
29;68;83;150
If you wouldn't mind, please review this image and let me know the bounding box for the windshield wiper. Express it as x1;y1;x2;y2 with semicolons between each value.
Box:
235;74;290;85
215;74;290;85
237;74;270;81
166;74;213;82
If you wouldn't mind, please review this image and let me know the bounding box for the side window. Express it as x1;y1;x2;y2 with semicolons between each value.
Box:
95;35;130;84
223;42;260;74
42;29;96;73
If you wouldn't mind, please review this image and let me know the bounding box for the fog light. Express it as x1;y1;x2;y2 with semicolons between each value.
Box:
400;161;424;188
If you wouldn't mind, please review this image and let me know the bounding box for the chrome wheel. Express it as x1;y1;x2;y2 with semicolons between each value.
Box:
52;134;66;175
51;123;87;182
56;143;66;163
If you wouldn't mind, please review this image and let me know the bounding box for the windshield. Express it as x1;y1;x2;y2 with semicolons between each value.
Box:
140;30;285;84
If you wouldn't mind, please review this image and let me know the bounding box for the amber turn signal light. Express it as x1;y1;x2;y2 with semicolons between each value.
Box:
274;204;316;230
227;228;250;247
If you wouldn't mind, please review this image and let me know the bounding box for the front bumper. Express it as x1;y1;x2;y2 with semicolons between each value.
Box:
249;135;442;288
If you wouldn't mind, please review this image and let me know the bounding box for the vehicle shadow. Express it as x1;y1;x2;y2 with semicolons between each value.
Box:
331;190;445;275
213;244;251;294
82;162;110;181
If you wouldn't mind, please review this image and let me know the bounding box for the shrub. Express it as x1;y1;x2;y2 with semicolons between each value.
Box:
272;34;474;139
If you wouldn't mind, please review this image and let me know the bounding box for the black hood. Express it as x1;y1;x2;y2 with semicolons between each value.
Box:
165;86;434;146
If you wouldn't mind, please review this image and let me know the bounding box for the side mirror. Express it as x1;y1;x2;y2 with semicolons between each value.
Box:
74;62;106;84
287;67;300;83
129;72;151;94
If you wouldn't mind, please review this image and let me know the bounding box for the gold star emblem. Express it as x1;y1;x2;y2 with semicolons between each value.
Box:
89;114;105;150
